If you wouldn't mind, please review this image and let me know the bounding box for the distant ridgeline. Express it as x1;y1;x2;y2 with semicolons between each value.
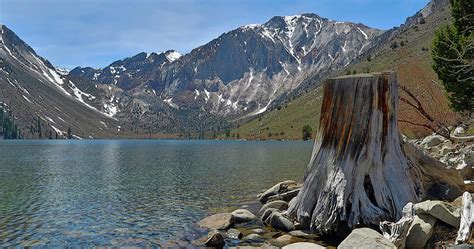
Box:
0;102;21;139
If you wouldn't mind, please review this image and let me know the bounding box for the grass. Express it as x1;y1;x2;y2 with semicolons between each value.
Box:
227;87;323;140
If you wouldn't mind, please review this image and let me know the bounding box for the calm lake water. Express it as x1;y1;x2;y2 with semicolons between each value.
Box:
0;140;312;247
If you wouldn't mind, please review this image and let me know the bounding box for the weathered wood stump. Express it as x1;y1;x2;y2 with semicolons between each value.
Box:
288;72;464;234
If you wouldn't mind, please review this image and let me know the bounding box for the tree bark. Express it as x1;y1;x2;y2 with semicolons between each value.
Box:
288;72;464;234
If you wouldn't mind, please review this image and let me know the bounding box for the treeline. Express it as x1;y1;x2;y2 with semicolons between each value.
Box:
0;103;22;139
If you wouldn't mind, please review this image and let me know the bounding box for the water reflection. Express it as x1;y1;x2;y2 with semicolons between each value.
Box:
0;140;312;247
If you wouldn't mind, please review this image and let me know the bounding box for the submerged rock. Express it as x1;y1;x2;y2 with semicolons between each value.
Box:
232;209;256;223
415;200;460;227
269;212;295;232
226;228;243;239
242;233;263;241
338;228;396;249
258;200;289;216
406;214;437;249
205;230;225;247
288;230;318;240
198;213;234;230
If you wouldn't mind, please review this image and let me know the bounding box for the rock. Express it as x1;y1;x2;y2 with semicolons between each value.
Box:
226;228;243;239
205;230;225;247
242;234;262;241
259;180;301;203
230;244;278;249
380;202;415;248
288;230;318;240
415;200;461;227
440;146;456;156
338;228;396;249
406;214;437;249
282;242;326;249
454;127;465;135
197;213;234;230
269;212;295;232
422;134;445;147
258;200;289;216
273;234;302;246
261;208;278;225
231;209;256;223
267;189;301;203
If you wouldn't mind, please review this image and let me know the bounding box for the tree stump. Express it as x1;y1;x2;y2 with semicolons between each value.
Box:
288;72;464;234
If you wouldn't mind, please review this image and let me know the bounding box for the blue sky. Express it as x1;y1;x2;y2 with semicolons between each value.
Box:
0;0;429;69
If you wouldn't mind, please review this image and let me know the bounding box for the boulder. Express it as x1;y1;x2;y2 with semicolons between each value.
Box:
415;200;461;227
259;180;301;203
269;212;295;232
282;242;326;249
406;214;437;249
197;213;234;230
267;189;301;203
231;209;256;223
338;228;396;249
205;230;225;247
258;200;289;216
422;134;445;148
226;228;243;239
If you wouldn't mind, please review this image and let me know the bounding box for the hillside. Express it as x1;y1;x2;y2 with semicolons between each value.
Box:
230;0;460;140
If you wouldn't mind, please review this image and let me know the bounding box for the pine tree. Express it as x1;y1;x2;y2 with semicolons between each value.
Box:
432;0;473;112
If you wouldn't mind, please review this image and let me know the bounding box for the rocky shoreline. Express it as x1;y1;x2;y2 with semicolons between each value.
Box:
193;133;473;248
194;179;472;248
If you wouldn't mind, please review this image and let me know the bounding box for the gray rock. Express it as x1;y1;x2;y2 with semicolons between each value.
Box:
258;200;289;216
205;230;225;247
406;214;437;249
259;180;301;203
269;212;295;232
422;134;445;147
242;234;262;241
267;189;301;203
197;213;234;230
273;234;298;246
415;200;461;227
226;228;243;239
338;228;396;249
261;208;278;225
231;209;256;223
282;242;326;249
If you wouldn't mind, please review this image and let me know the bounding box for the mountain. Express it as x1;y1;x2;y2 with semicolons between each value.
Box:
229;0;459;140
70;14;382;120
1;1;451;139
0;24;126;138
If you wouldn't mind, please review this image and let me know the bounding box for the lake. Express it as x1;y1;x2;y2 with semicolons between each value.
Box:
0;140;313;247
